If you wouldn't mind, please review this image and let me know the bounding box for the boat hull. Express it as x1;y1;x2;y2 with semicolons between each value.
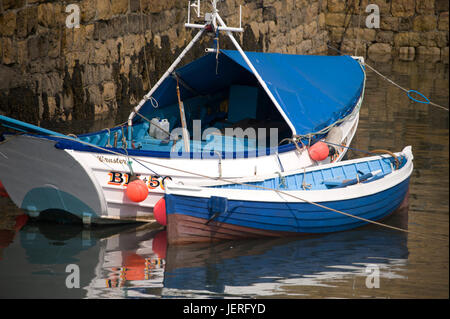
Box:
0;110;359;224
165;177;410;244
164;146;414;244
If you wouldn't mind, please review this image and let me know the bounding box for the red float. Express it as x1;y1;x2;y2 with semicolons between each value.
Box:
153;197;167;226
308;141;330;161
126;178;149;202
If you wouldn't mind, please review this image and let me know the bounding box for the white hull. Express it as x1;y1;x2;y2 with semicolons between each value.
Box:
0;111;359;224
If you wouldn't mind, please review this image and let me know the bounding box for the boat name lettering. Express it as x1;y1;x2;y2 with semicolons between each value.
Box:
97;156;128;165
107;171;172;190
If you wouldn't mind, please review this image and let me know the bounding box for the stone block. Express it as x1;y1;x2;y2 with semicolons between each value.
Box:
0;11;16;37
2;0;25;10
2;37;16;65
412;15;437;32
438;12;449;31
391;0;415;18
394;32;421;47
97;0;113;21
376;31;394;44
415;0;435;14
368;43;392;61
325;13;347;27
380;17;400;32
81;0;97;23
327;0;346;13
111;0;129;15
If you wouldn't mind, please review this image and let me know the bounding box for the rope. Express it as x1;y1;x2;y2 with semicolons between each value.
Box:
327;44;449;112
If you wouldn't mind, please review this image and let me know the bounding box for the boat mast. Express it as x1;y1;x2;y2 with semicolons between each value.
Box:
128;0;299;141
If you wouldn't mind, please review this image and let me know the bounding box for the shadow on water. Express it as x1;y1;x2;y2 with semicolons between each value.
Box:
0;58;448;298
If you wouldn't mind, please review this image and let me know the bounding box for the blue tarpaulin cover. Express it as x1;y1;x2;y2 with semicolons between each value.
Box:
137;50;365;136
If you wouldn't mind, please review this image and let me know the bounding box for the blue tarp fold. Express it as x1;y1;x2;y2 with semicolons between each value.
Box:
137;50;365;136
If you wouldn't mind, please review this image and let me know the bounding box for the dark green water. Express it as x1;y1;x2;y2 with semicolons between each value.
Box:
0;57;448;299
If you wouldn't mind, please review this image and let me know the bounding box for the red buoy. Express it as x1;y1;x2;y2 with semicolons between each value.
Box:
126;179;149;202
308;141;329;161
0;180;8;198
152;230;167;259
153;197;167;226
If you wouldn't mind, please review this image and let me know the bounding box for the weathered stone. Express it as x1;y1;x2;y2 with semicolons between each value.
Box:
16;40;27;65
262;6;277;22
2;0;25;10
380;17;400;32
89;42;108;64
37;3;58;28
130;0;140;12
441;47;449;63
399;17;413;31
327;0;345;13
102;81;116;101
394;32;421;47
416;0;435;14
399;46;415;61
436;0;449;12
81;0;97;23
438;12;449;31
368;42;392;56
413;15;437;32
416;46;442;62
296;39;312;54
391;0;415;18
417;46;441;56
97;0;113;21
325;13;347;27
376;31;394;44
111;0;129;15
2;37;16;65
0;11;16;37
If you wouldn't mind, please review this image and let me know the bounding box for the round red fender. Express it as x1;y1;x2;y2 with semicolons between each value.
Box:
0;180;8;198
153;197;167;226
126;179;149;202
308;141;330;161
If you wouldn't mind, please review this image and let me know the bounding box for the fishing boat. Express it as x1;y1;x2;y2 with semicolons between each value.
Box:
162;146;413;245
0;1;365;224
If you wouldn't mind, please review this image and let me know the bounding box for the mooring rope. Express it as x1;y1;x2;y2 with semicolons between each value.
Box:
327;44;449;112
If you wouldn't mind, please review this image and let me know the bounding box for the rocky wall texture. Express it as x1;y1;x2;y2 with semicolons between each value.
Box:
327;0;449;62
0;0;448;124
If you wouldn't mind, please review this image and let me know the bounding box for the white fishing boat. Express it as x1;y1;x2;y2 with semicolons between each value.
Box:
0;1;365;224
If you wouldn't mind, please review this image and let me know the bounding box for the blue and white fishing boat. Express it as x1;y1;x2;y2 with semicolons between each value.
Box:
163;147;413;244
0;1;365;224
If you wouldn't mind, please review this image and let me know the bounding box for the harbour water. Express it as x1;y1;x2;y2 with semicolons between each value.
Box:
0;57;448;299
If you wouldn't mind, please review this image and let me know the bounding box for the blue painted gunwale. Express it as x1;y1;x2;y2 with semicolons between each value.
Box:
165;177;410;234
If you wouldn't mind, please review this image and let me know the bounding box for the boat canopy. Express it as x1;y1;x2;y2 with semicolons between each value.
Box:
136;50;365;137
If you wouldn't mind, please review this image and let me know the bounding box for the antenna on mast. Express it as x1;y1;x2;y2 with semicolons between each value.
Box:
185;0;243;33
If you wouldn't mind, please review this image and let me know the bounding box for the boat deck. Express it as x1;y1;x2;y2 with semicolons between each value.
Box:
213;155;406;191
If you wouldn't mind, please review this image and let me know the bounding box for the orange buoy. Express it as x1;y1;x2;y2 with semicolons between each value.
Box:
308;141;329;161
126;178;149;202
0;180;8;198
153;197;167;226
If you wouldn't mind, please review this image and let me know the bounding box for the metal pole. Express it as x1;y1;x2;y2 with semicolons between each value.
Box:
127;26;206;140
215;14;297;136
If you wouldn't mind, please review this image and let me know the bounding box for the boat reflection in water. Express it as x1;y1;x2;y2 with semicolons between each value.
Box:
16;203;408;298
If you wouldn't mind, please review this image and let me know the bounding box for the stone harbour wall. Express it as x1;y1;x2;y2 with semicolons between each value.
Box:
327;0;449;62
0;0;448;124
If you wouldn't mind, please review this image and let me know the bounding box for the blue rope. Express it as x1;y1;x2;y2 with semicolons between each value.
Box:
407;90;430;104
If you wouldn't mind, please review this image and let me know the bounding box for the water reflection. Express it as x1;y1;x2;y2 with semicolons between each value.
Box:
0;207;409;299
